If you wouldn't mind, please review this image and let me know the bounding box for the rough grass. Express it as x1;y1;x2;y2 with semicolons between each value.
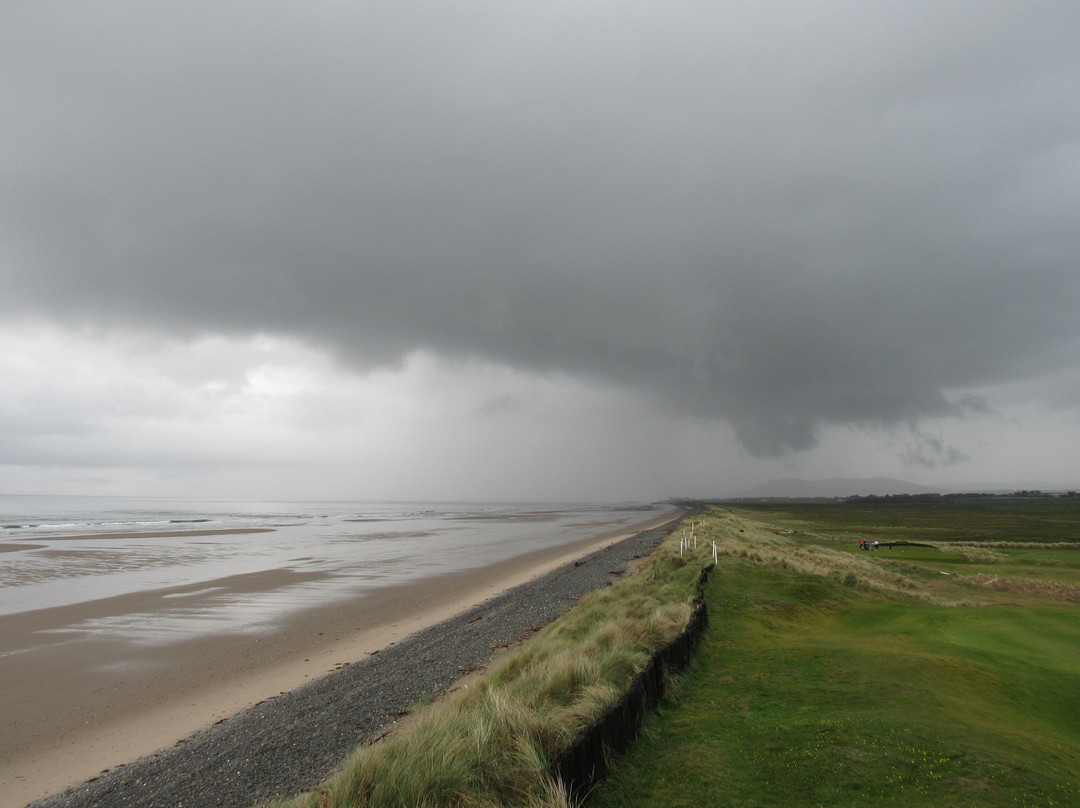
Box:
728;497;1080;545
262;538;702;808
588;504;1080;808
689;508;934;602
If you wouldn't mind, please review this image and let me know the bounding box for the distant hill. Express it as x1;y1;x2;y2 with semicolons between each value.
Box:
730;477;1077;500
735;477;935;499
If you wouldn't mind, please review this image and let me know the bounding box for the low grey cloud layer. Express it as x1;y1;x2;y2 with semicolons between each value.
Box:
2;1;1079;497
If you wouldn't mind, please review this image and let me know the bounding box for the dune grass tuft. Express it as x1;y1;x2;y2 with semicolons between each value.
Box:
263;533;701;808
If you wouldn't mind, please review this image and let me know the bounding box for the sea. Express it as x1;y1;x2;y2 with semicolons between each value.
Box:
0;495;671;641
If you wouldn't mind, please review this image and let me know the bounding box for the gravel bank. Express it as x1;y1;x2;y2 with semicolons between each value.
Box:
30;513;686;808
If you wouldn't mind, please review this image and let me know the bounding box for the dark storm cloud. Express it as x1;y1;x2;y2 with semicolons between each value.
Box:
3;1;1079;455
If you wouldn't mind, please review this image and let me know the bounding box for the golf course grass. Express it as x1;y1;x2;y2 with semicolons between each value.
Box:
588;501;1080;808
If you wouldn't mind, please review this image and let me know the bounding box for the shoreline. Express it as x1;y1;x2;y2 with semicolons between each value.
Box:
1;528;276;544
4;507;681;808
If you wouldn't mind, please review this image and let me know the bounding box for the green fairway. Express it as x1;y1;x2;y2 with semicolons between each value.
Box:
734;496;1080;546
588;504;1080;808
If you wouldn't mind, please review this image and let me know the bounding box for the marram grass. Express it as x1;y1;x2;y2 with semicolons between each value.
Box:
263;536;701;808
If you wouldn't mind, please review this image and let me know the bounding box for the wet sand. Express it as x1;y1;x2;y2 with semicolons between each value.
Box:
2;507;679;808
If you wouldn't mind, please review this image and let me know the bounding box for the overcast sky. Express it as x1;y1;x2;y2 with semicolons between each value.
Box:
2;1;1079;502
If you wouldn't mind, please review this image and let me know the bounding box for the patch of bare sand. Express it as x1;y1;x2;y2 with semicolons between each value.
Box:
0;543;47;553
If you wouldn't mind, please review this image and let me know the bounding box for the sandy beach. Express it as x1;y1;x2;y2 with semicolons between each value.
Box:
3;506;680;808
